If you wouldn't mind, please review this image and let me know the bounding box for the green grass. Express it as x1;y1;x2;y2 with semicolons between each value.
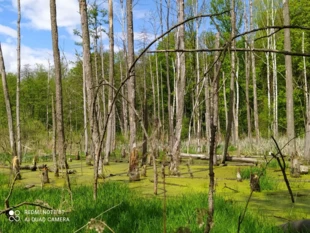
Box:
239;167;278;191
0;176;280;233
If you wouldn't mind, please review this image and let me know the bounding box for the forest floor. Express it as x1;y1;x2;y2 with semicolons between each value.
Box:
1;156;310;227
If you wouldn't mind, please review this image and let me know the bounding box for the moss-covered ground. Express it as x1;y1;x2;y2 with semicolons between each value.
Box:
1;155;310;232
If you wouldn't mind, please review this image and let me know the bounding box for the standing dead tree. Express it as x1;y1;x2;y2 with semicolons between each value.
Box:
0;44;17;159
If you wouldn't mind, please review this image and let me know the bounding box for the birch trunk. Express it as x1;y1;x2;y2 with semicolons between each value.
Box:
250;0;260;142
16;0;21;164
171;0;186;175
104;0;115;165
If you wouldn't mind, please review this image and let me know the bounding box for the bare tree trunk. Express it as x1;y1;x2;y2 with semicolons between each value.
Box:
244;1;252;140
250;0;260;142
204;57;210;142
244;1;252;141
127;0;137;178
150;57;157;120
283;0;296;159
119;0;128;139
16;0;22;164
221;0;236;164
204;32;221;233
52;95;59;176
165;0;174;150
235;57;239;143
171;0;185;175
142;52;148;166
83;63;88;156
79;0;101;200
303;31;310;162
271;0;278;137
50;0;67;170
195;0;201;152
0;44;17;158
104;0;115;165
50;0;71;195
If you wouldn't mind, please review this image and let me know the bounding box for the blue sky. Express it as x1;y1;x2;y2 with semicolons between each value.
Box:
0;0;161;73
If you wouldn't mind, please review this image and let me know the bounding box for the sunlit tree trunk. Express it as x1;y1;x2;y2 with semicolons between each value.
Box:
127;0;137;166
303;31;310;162
171;0;185;174
16;0;21;164
166;0;174;150
50;0;67;170
283;0;296;156
79;0;101;200
50;0;71;194
222;0;236;164
205;32;221;233
83;62;88;156
104;0;115;165
51;95;59;176
271;0;278;137
0;44;17;158
244;0;252;140
250;0;260;142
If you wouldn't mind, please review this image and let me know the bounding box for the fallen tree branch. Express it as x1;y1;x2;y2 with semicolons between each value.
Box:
180;153;258;164
74;202;122;233
1;173;55;217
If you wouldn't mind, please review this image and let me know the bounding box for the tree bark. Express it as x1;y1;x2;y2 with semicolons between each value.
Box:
171;0;186;175
303;31;310;162
50;0;71;196
16;0;22;164
51;95;59;177
79;0;101;200
250;0;260;142
282;0;296;160
50;0;66;170
0;43;17;158
104;0;115;165
221;0;236;164
127;0;137;154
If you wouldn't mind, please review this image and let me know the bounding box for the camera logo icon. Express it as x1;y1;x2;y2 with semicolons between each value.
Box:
8;210;20;222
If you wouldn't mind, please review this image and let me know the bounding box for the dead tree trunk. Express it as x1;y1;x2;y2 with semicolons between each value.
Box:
79;0;101;200
171;0;186;175
0;44;17;158
16;0;22;164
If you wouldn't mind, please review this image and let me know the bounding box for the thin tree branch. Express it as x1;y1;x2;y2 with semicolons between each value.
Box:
74;202;122;233
147;48;310;57
271;136;295;203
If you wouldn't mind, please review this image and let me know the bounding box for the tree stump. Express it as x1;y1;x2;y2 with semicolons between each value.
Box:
76;151;80;160
290;156;300;178
250;174;260;192
86;154;93;166
41;164;49;184
129;168;140;181
141;165;147;177
12;156;21;180
129;147;140;181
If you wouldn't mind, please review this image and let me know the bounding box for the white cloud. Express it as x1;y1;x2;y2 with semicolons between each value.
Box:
0;24;17;38
1;42;76;73
11;0;80;31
